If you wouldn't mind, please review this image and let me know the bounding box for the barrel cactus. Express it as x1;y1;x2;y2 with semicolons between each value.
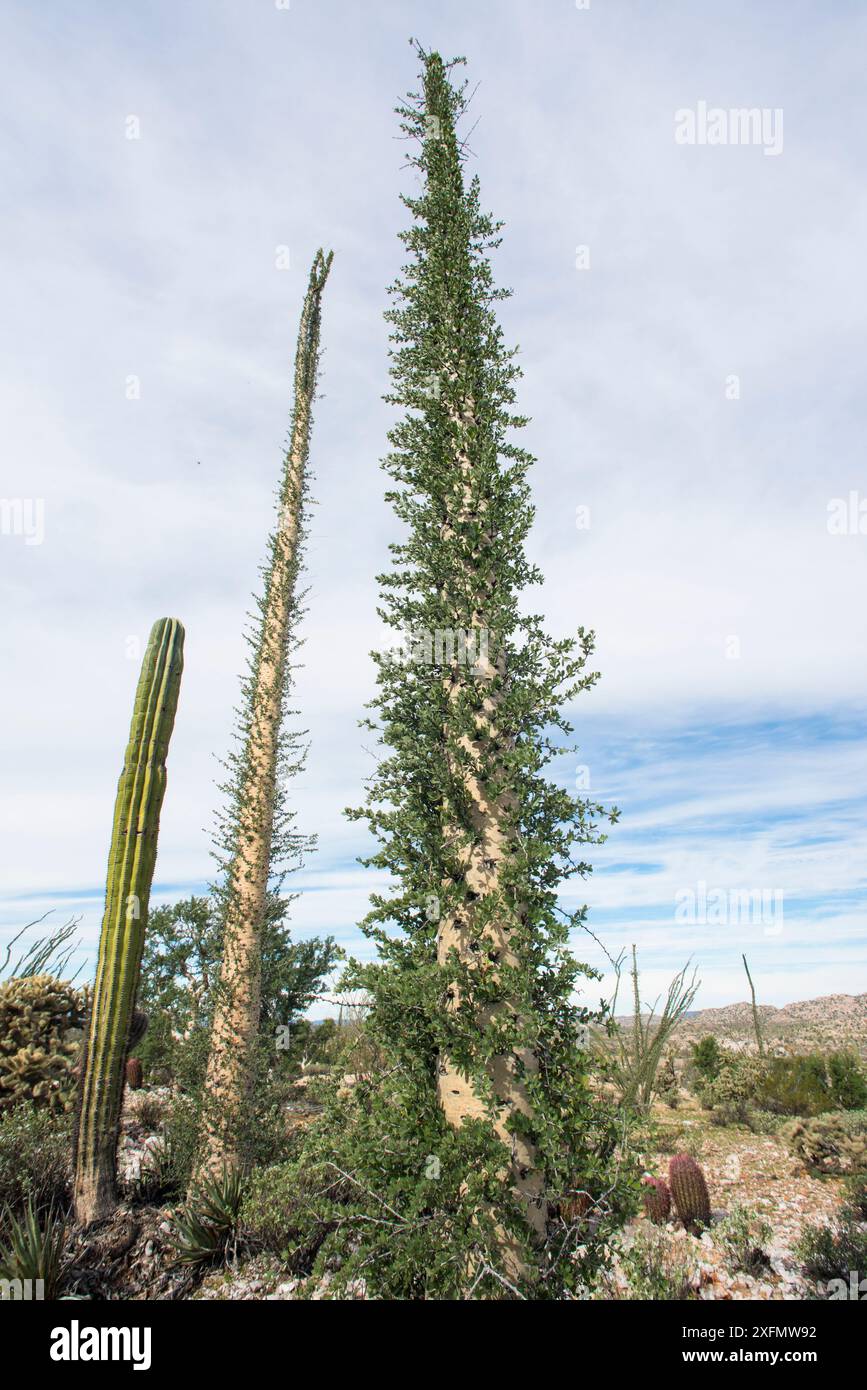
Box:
668;1153;711;1230
641;1175;671;1224
73;617;184;1225
125;1057;143;1091
0;974;85;1113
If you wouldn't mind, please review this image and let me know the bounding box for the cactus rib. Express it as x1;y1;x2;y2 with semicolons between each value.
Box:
73;617;184;1224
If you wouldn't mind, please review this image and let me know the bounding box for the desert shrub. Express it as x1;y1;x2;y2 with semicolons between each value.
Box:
608;1226;698;1300
144;1064;295;1203
657;1127;705;1161
691;1035;722;1084
788;1112;867;1176
796;1214;867;1288
657;1053;680;1108
842;1172;867;1222
716;1204;772;1274
744;1108;787;1136
158;1095;202;1194
755;1054;832;1117
240;1143;310;1254
128;1092;166;1132
827;1051;867;1111
700;1055;765;1124
0;976;85;1114
0;1106;71;1219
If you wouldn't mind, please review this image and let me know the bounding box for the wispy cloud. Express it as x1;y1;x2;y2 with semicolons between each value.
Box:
2;1;866;1014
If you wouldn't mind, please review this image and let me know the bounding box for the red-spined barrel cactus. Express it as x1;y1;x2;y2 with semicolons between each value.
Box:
668;1153;710;1230
641;1175;671;1224
125;1057;143;1091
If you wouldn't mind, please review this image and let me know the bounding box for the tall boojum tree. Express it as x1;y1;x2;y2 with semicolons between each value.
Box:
195;250;333;1183
344;46;618;1283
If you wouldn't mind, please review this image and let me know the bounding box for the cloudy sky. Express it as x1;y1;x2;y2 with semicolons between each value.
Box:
2;0;866;1016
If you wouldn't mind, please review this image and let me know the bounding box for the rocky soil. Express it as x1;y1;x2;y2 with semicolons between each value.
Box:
66;1082;851;1301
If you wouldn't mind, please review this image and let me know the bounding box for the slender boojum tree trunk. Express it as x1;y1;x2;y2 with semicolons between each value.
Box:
434;382;547;1248
195;251;332;1183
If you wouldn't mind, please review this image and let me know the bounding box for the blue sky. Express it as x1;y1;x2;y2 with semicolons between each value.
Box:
2;1;866;1013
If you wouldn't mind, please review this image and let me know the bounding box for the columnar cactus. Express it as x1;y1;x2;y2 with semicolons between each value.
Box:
641;1175;672;1224
125;1057;143;1091
668;1153;711;1230
73;617;184;1224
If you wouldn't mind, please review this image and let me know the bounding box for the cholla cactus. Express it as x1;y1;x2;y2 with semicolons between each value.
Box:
668;1153;710;1230
641;1175;671;1224
73;617;184;1225
0;974;85;1113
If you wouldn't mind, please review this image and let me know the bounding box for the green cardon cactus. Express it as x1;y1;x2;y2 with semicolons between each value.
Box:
73;618;184;1224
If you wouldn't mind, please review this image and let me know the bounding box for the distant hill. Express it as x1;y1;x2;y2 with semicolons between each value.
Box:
682;993;867;1056
619;993;867;1057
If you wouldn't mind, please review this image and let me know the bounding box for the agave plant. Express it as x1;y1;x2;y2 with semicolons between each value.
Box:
0;1199;69;1299
169;1168;245;1267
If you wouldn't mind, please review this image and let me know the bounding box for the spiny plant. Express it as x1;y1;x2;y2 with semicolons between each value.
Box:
0;1200;68;1299
0;913;81;983
0;974;85;1114
73;617;185;1225
668;1153;711;1231
641;1175;671;1225
169;1168;245;1267
292;43;630;1297
607;946;699;1114
195;250;333;1184
742;953;765;1056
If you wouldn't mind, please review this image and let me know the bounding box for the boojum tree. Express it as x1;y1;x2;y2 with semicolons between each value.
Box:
346;48;617;1284
195;250;333;1183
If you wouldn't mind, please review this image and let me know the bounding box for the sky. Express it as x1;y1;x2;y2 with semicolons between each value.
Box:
2;0;866;1017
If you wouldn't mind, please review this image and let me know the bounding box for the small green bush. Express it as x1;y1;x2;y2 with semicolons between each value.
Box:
700;1055;765;1123
716;1204;772;1274
691;1036;722;1084
128;1092;166;1132
842;1172;867;1221
827;1052;867;1111
610;1227;698;1300
0;1106;71;1218
796;1214;867;1288
755;1055;832;1117
240;1151;307;1253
